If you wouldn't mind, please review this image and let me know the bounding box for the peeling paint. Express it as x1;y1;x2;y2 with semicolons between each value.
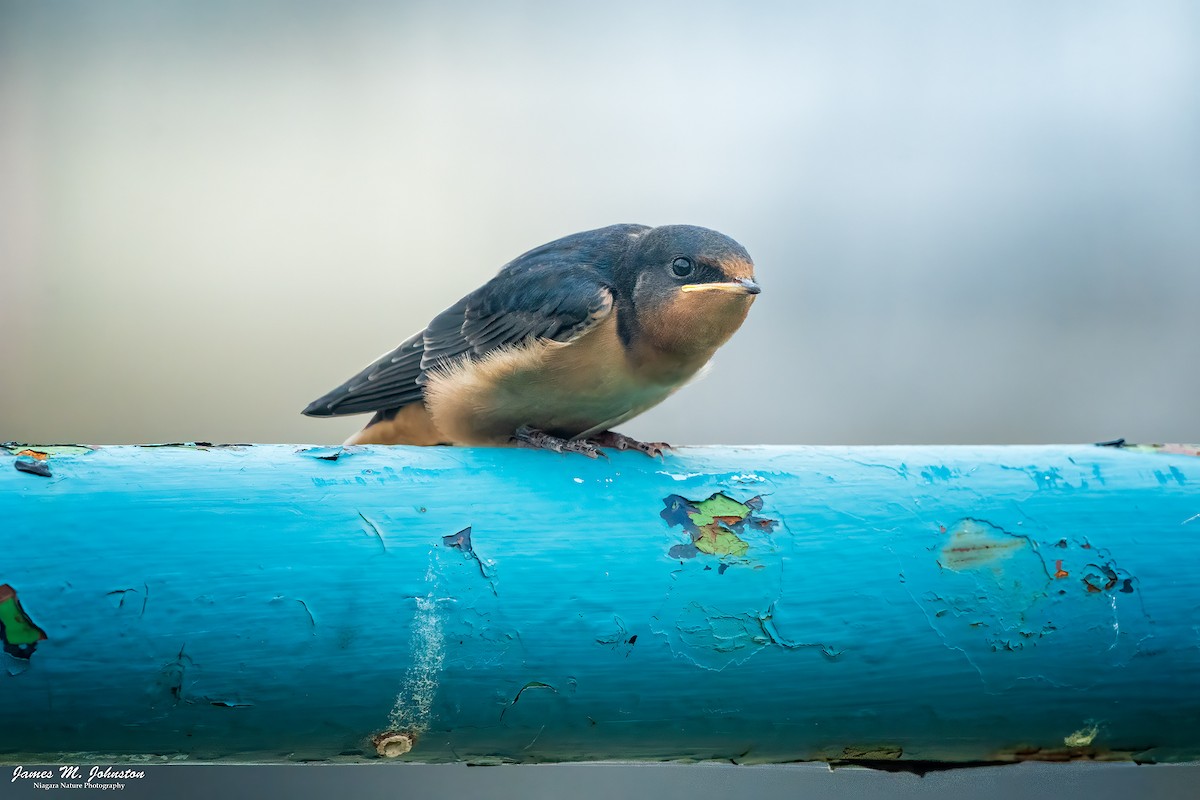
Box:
661;492;776;562
0;442;1193;764
442;526;496;584
940;519;1029;570
500;681;557;721
358;511;388;553
13;459;52;477
1119;442;1200;457
159;645;192;705
596;616;638;656
2;443;95;457
105;585;149;616
297;445;358;461
0;584;48;659
670;602;771;667
139;442;250;451
758;604;843;658
1081;562;1134;595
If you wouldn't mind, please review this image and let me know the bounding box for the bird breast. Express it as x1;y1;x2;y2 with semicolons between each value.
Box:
422;313;696;444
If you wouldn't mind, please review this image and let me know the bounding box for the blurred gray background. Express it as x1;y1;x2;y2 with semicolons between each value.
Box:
2;3;1198;797
3;0;1198;447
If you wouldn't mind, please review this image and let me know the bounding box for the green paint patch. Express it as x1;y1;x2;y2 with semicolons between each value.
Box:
695;525;750;557
1112;442;1200;457
661;492;776;561
687;493;752;527
0;584;48;660
1;444;95;457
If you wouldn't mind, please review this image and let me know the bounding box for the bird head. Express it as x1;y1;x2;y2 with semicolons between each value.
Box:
618;225;760;358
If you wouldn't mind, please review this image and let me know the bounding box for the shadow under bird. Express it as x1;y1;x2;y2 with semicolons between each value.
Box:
302;223;760;457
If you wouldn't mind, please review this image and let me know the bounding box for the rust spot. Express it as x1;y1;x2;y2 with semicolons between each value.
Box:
1082;563;1120;593
373;730;415;758
939;519;1027;570
15;449;49;460
1054;560;1069;579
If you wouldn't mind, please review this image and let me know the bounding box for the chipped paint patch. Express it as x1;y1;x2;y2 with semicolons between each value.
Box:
1081;562;1134;595
297;445;359;461
13;459;52;477
661;492;776;561
1065;724;1100;747
671;602;770;666
139;442;249;450
0;584;48;659
442;526;496;584
940;519;1028;570
374;731;414;757
758;603;843;658
1121;442;1200;457
901;517;1155;690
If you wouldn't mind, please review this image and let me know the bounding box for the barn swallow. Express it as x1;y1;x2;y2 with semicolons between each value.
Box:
302;223;759;457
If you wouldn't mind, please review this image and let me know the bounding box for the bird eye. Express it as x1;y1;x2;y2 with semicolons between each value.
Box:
670;257;694;278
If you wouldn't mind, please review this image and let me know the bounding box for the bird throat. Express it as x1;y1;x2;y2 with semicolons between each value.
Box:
621;291;753;383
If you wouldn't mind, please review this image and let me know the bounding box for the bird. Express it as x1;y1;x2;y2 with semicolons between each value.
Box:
302;223;760;457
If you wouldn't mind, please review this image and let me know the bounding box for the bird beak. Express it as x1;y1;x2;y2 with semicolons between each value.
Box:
681;278;762;296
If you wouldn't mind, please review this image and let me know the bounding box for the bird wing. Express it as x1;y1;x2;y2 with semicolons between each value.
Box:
302;253;621;418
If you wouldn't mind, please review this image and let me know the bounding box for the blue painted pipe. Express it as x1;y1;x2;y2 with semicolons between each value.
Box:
2;443;1198;765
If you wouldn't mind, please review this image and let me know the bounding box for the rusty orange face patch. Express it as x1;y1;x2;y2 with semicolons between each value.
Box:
716;257;756;282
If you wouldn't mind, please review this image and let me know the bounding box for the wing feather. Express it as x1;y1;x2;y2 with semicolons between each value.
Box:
301;224;644;417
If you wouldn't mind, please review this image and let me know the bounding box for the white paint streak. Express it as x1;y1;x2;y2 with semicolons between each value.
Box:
1182;513;1200;525
388;560;445;734
658;471;707;481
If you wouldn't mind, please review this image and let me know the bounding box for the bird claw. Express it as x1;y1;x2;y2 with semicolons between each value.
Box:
512;426;605;459
588;431;671;458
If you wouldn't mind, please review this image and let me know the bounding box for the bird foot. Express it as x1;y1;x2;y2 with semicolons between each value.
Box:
512;426;604;459
588;430;671;458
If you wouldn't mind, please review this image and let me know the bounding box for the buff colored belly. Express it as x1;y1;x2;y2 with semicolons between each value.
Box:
423;318;701;445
